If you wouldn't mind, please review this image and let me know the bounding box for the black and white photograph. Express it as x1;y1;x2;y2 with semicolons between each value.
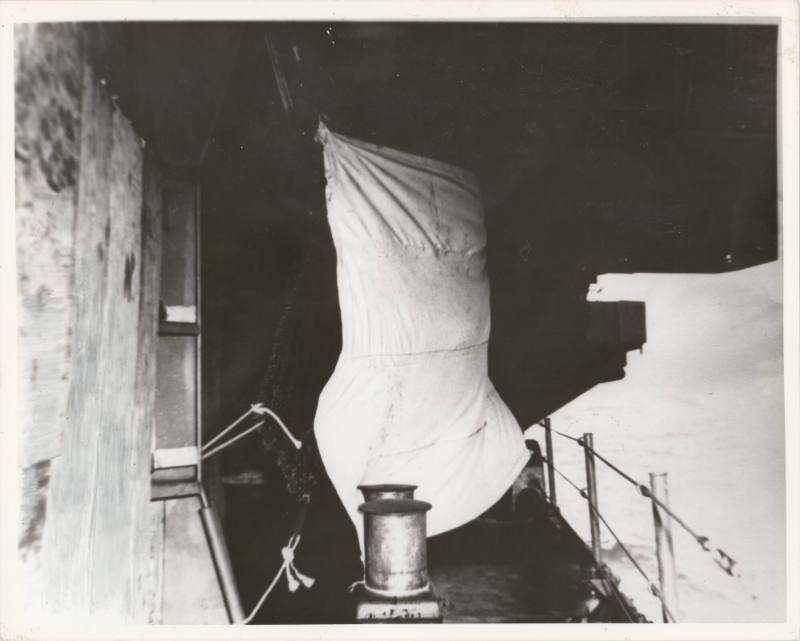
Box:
1;1;798;639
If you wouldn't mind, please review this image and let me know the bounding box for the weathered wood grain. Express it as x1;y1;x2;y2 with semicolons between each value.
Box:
14;22;83;470
17;460;50;616
130;151;163;622
16;22;172;622
38;60;151;621
15;170;76;468
143;500;166;624
15;148;77;607
88;103;144;619
14;23;83;194
40;62;114;616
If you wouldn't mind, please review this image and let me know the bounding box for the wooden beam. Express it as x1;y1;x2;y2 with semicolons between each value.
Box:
41;61;114;617
131;149;164;621
159;320;200;336
87;101;145;617
14;23;83;472
152;446;200;470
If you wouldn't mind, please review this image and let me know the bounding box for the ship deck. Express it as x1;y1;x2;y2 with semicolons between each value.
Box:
220;452;643;624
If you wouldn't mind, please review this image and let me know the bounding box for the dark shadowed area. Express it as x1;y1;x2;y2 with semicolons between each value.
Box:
187;23;777;438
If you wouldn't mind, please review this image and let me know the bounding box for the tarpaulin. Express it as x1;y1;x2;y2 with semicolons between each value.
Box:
313;122;528;546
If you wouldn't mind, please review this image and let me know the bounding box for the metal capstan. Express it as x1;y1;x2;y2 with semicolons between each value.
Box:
358;483;417;502
353;487;442;622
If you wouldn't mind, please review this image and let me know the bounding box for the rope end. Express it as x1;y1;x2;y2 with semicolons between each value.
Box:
286;573;300;592
297;573;315;589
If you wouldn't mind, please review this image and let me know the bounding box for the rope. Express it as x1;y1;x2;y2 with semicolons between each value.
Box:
578;437;740;578
533;421;740;578
537;420;582;443
545;456;584;495
606;580;642;623
203;405;258;451
202;420;265;460
202;403;303;460
241;533;315;625
250;404;303;449
575;437;640;487
544;457;676;622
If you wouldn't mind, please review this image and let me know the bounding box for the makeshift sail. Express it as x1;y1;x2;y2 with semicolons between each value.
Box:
314;122;528;546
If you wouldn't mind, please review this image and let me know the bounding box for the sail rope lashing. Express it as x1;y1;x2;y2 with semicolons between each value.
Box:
533;423;741;578
543;457;677;623
202;403;302;460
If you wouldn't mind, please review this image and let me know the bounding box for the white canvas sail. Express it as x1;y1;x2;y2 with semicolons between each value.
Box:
313;122;528;547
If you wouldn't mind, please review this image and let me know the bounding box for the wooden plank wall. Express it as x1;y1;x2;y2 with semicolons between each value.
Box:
15;24;162;621
14;22;84;616
40;61;115;616
87;100;145;617
131;153;164;622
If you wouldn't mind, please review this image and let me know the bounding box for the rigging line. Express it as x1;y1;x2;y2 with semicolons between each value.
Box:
554;429;582;443
605;578;640;623
203;404;302;460
588;499;677;623
544;456;584;495
576;438;640;488
574;439;740;577
535;421;582;443
251;405;303;450
536;421;740;576
546;464;637;623
202;420;266;460
203;405;258;451
544;458;676;623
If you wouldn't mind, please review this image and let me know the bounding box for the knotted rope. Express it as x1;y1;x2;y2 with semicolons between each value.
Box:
241;533;315;624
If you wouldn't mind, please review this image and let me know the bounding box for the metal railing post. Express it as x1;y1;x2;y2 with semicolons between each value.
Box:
542;418;557;507
582;433;602;563
649;472;679;622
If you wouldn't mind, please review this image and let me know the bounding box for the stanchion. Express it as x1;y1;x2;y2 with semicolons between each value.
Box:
542;418;557;506
649;472;679;622
582;433;602;563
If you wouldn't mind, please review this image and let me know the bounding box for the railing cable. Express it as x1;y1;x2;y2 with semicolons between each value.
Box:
542;455;677;622
586;493;677;623
533;422;740;578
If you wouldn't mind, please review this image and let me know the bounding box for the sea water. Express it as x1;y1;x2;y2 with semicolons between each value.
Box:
524;261;785;623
